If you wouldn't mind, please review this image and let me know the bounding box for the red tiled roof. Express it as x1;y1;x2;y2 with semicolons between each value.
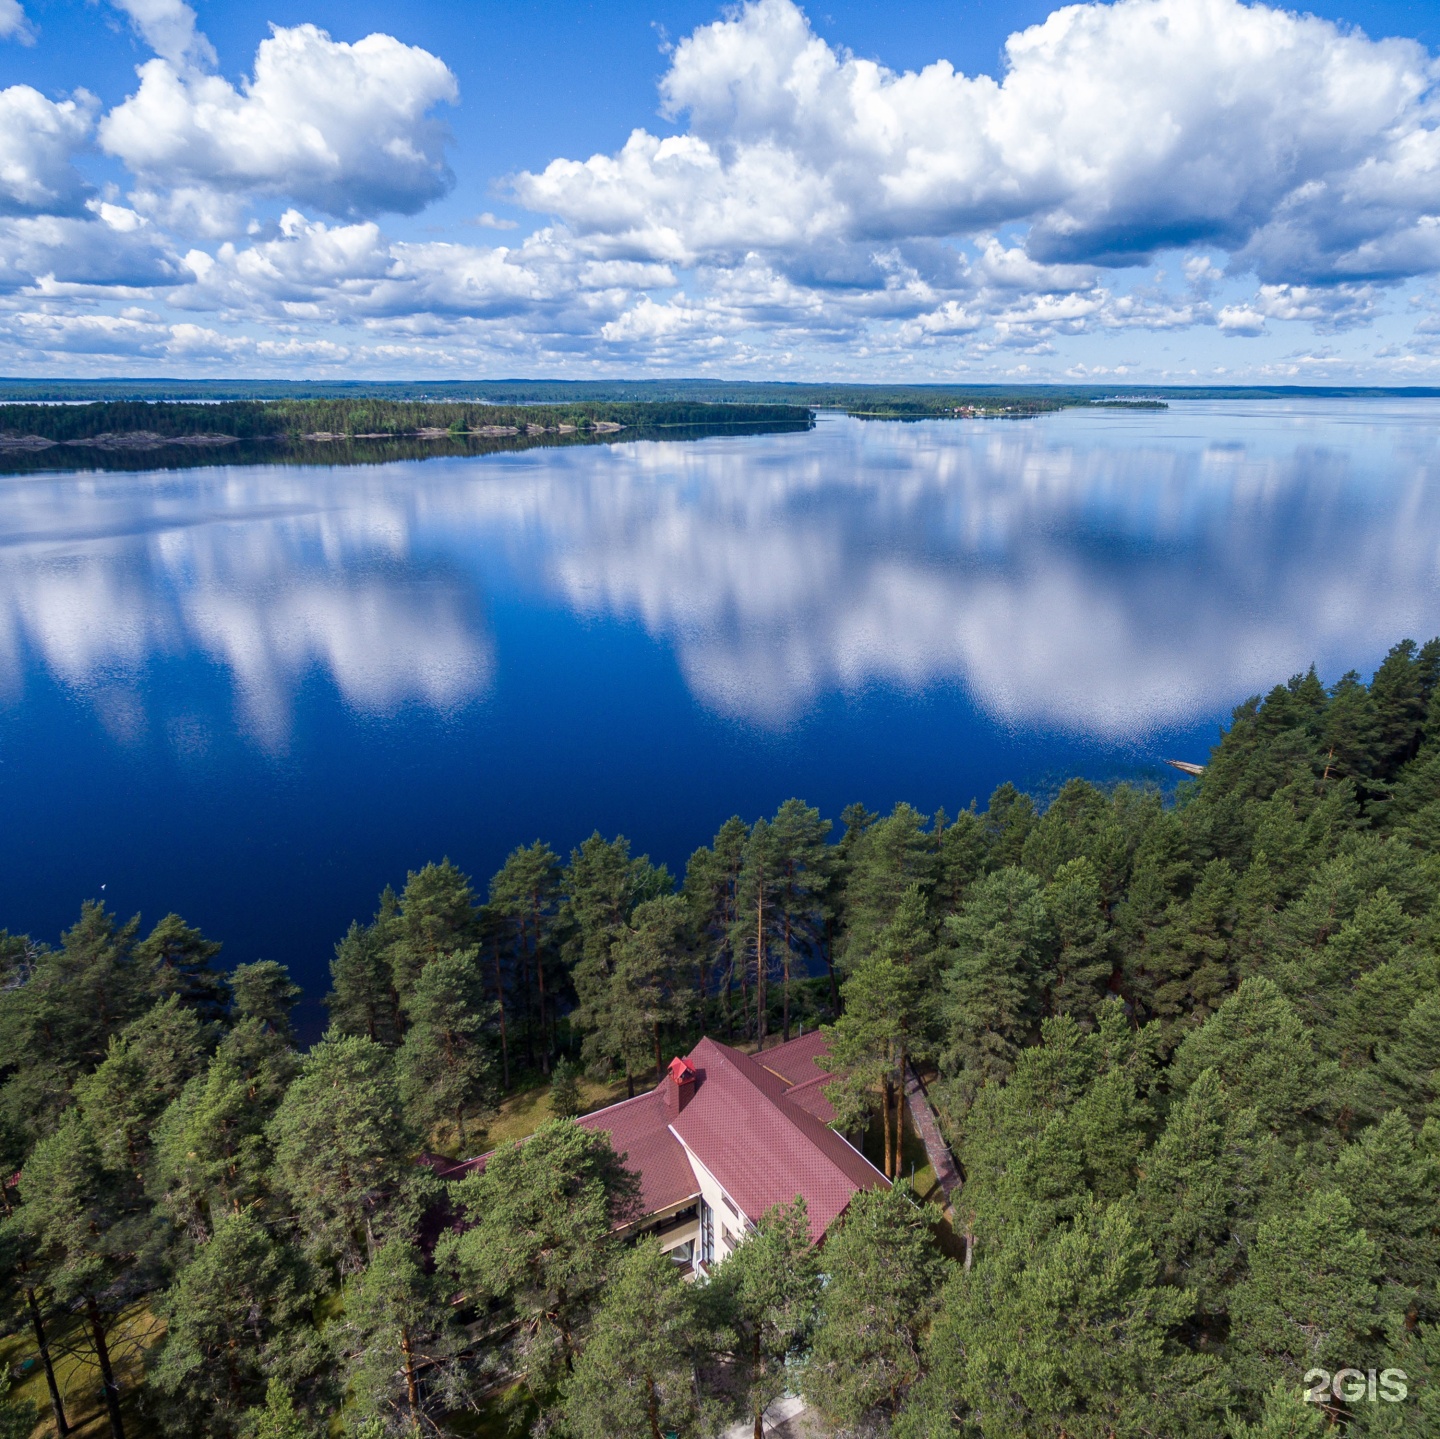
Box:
440;1032;884;1247
756;1029;833;1086
577;1083;700;1215
780;1072;838;1123
673;1037;887;1243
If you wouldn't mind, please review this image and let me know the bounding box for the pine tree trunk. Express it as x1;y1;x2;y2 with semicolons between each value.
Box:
491;937;510;1090
755;887;767;1049
881;1079;893;1180
823;922;841;1015
533;897;551;1072
401;1325;420;1424
738;954;749;1039
26;1286;68;1436
893;1048;906;1179
781;910;792;1041
86;1297;125;1439
520;940;536;1069
752;1331;764;1439
646;1376;662;1439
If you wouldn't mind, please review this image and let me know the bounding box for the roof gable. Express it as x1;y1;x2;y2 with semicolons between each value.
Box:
673;1037;886;1242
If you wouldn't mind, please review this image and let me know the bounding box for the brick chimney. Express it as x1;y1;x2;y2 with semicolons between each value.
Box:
667;1055;698;1114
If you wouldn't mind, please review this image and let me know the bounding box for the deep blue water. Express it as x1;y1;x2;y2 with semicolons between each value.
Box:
4;400;1439;1035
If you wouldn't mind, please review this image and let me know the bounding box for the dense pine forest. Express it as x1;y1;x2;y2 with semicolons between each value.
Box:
0;399;813;446
2;639;1438;1438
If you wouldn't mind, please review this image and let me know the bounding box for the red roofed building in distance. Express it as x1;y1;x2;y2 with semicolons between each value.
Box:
452;1031;889;1277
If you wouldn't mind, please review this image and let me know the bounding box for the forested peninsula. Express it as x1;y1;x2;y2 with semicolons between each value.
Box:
3;640;1439;1438
0;398;815;451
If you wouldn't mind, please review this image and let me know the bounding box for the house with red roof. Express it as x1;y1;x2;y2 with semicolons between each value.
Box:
435;1030;888;1276
574;1031;886;1273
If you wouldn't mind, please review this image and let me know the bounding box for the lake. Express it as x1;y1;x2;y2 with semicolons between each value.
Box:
3;399;1438;1033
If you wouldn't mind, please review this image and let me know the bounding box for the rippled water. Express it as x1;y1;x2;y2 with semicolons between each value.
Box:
4;401;1438;1025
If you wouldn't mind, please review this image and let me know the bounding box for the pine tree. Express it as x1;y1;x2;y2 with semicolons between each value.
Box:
1229;1189;1383;1399
564;835;674;1088
152;1014;298;1236
681;816;749;1036
10;1110;162;1439
1170;976;1325;1134
707;1198;820;1439
904;1198;1222;1439
135;912;228;1025
488;844;564;1070
230;961;302;1042
438;1120;639;1392
1135;1067;1268;1313
75;995;208;1178
335;1239;471;1435
268;1031;415;1274
150;1210;316;1437
384;861;480;1006
557;1240;698;1439
731;818;783;1046
803;1184;944;1431
394;951;496;1150
842;803;937;963
768;798;833;1040
1226;1382;1327;1439
939;866;1051;1109
1332;1109;1440;1314
1040;856;1113;1019
549;1055;583;1118
239;1380;314;1439
326;920;401;1048
982;783;1037;871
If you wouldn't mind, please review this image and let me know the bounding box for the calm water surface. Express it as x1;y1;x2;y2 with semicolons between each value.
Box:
4;400;1438;1029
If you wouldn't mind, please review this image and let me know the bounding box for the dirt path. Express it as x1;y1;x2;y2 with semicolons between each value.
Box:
904;1064;962;1209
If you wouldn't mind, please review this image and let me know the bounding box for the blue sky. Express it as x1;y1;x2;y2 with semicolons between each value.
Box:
3;0;1440;381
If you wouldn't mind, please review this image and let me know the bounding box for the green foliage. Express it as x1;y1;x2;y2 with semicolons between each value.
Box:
548;1056;583;1118
555;1240;699;1439
0;636;1438;1438
438;1120;639;1392
906;1198;1223;1439
240;1380;316;1439
334;1239;472;1435
804;1184;945;1431
150;1211;318;1437
1229;1190;1384;1398
268;1030;415;1274
707;1198;821;1437
395;951;497;1148
0;1370;38;1439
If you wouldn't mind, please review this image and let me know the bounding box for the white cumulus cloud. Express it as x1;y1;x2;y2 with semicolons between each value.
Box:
99;22;459;227
518;0;1440;285
0;87;95;217
107;0;214;69
0;0;33;44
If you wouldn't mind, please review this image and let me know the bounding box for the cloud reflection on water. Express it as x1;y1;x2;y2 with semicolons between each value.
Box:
1;404;1438;745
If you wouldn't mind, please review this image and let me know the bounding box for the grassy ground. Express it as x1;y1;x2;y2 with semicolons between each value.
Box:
1;1302;162;1438
424;1071;633;1158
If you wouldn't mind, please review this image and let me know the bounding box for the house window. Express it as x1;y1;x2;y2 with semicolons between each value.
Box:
721;1224;734;1250
721;1192;739;1218
700;1200;714;1265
